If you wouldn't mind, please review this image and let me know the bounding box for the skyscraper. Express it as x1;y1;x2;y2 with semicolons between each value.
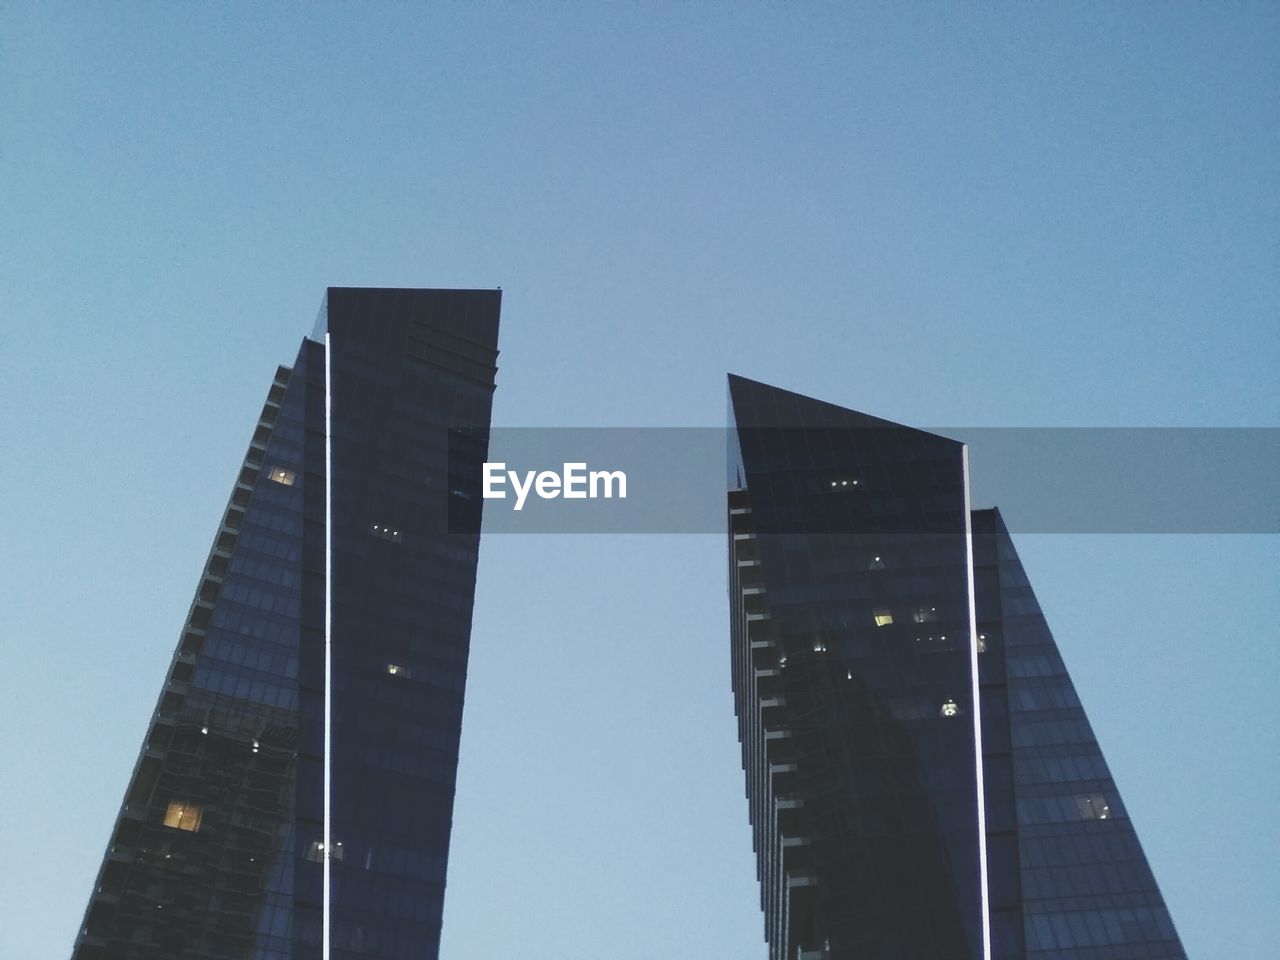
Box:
727;374;1185;960
72;288;501;960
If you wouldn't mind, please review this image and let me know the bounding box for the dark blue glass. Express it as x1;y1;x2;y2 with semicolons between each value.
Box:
72;289;500;960
728;377;1187;960
728;375;982;960
973;509;1185;960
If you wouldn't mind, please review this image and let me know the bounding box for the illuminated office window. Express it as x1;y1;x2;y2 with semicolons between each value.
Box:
163;802;203;833
1075;795;1112;820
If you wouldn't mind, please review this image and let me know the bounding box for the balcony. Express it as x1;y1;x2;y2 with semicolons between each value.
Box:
781;834;811;869
764;729;793;761
749;632;778;666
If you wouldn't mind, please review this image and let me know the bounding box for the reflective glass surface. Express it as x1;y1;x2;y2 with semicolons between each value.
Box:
728;375;983;960
72;289;500;960
320;288;499;960
973;509;1186;960
728;378;1187;960
73;357;308;959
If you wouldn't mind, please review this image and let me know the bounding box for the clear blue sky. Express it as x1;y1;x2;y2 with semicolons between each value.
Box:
2;3;1276;958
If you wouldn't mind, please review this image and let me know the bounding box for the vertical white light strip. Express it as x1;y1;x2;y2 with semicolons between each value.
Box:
322;333;333;960
962;445;992;960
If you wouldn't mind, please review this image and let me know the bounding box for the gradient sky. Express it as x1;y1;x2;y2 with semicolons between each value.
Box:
2;4;1277;958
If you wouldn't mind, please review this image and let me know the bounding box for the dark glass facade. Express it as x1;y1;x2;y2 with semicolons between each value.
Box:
973;509;1185;960
727;375;1185;960
72;288;501;960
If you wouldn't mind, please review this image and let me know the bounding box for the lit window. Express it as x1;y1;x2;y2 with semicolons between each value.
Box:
306;840;345;862
370;522;403;543
939;699;960;718
976;633;988;653
873;609;894;627
163;801;203;832
1075;795;1111;820
828;478;862;491
266;467;296;486
386;663;412;678
867;556;885;571
812;640;827;653
912;607;938;624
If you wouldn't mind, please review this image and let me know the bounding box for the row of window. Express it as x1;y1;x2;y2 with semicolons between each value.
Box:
238;497;304;536
1012;717;1100;750
234;527;303;564
1022;859;1157;901
872;606;943;626
192;665;297;711
1019;827;1145;870
1016;792;1118;826
227;553;302;590
201;634;298;677
1009;681;1083;714
1015;751;1111;787
220;581;301;619
1025;905;1177;950
207;602;299;649
1007;654;1067;680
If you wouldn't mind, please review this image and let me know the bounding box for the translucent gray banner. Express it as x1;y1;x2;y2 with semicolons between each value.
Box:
466;428;1278;534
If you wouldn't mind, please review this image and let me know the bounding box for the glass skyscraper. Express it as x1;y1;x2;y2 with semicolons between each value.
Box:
71;288;501;960
727;374;1185;960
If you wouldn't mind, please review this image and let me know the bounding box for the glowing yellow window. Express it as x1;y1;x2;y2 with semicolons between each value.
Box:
163;801;203;832
267;466;296;486
873;609;894;627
